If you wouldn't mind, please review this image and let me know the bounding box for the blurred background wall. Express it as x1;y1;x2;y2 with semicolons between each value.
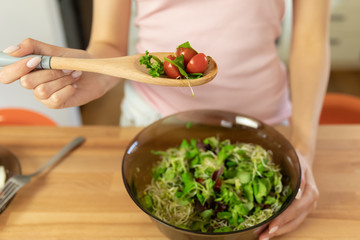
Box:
1;0;359;125
0;0;82;126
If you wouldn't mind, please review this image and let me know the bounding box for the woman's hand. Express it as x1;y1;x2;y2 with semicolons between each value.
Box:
0;38;115;108
258;151;319;240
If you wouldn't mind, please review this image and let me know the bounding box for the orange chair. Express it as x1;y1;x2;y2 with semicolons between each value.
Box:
0;108;57;126
319;93;360;124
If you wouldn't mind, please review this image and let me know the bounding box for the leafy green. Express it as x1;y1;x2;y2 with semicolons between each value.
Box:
177;41;197;53
181;171;196;196
141;194;153;210
139;50;165;77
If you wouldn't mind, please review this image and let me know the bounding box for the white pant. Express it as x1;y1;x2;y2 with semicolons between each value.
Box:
120;81;162;126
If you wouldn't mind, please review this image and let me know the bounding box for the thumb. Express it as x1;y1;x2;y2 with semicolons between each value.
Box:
5;38;65;57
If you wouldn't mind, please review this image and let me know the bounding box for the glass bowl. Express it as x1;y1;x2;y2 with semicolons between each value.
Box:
0;146;22;214
122;110;301;240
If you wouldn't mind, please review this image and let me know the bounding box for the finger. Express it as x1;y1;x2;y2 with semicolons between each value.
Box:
20;69;81;89
296;155;307;200
274;213;307;236
0;57;41;84
35;84;77;109
296;172;306;200
260;212;308;240
264;182;319;238
273;184;317;224
3;45;21;54
5;38;65;57
33;73;81;100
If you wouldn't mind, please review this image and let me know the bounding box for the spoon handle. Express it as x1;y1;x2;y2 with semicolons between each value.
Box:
0;51;138;78
0;52;51;69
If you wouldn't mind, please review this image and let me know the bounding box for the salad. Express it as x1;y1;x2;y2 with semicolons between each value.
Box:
140;137;292;233
139;41;209;79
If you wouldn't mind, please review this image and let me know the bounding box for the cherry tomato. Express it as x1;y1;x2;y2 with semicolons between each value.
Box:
186;53;208;74
175;47;197;66
163;55;181;79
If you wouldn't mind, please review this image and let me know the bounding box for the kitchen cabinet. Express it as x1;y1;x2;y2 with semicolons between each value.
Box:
277;0;360;70
330;0;360;69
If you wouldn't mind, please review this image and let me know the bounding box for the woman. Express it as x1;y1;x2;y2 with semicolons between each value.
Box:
0;0;330;239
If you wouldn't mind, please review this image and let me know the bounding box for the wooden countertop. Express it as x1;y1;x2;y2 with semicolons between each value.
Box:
0;125;359;239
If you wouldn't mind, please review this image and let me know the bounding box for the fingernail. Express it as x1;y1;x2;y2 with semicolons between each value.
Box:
296;188;302;200
62;69;73;75
269;225;279;234
3;45;20;54
262;237;269;240
71;70;82;78
72;83;78;89
26;56;42;68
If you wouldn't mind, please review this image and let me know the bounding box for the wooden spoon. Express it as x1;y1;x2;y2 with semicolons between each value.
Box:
0;52;217;87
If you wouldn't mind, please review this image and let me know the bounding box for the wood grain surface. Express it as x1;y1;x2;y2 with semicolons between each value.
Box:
0;126;359;240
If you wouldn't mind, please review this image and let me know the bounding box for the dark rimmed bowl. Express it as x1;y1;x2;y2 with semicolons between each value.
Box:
0;146;22;214
122;110;301;240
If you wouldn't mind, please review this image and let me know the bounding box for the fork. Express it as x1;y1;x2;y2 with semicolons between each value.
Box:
0;136;85;210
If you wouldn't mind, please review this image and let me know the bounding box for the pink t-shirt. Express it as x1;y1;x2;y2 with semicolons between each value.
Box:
131;0;291;125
